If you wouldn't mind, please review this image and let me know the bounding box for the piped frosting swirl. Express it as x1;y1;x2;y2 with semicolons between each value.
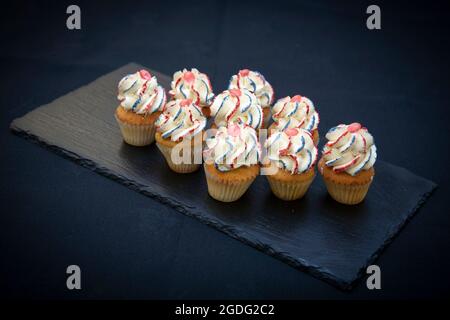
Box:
203;123;261;172
322;123;377;176
210;88;263;129
271;95;319;132
117;69;166;115
228;69;274;108
155;99;206;141
169;68;214;107
265;128;318;174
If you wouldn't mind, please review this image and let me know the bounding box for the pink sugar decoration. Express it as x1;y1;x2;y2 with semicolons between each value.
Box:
285;128;298;137
139;69;152;80
183;71;195;83
180;99;192;107
291;95;302;102
228;124;241;137
229;88;241;97
239;69;250;76
348;122;362;133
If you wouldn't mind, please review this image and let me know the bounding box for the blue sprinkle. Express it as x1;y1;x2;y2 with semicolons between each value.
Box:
131;96;142;110
306;114;316;131
303;150;312;173
180;84;188;98
248;78;256;92
282;118;291;131
295;136;305;153
122;79;137;93
242;93;253;112
216;96;229;116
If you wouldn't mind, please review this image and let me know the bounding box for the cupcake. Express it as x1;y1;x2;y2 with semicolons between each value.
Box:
270;95;320;145
228;69;274;127
210;88;263;131
318;123;377;205
115;69;166;146
169;68;214;117
203;123;261;202
264;128;317;200
155;98;206;173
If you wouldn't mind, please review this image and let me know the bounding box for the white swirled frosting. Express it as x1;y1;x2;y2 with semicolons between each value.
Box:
322;123;377;176
117;69;166;115
203;124;261;172
155;99;206;141
271;95;319;132
210;89;263;129
265;128;318;174
228;69;274;108
169;68;214;107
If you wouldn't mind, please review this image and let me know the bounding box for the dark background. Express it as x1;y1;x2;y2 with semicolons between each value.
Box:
1;0;449;299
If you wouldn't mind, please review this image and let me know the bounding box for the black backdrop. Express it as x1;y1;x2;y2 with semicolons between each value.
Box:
1;0;449;299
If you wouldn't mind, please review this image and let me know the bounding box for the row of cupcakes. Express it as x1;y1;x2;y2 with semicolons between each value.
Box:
115;68;377;205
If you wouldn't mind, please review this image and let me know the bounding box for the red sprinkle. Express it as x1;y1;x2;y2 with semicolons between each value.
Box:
180;99;192;107
285;128;298;137
291;95;302;102
239;69;250;76
183;71;196;84
348;122;362;133
139;70;152;80
229;89;241;97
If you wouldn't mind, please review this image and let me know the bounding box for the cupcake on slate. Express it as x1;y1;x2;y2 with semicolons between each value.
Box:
264;128;317;200
228;69;274;127
155;98;206;173
203;123;261;202
318;123;377;205
270;95;320;145
169;68;214;117
210;88;263;131
115;69;166;146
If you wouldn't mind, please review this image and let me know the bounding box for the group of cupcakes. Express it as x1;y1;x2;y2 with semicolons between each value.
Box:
115;68;377;205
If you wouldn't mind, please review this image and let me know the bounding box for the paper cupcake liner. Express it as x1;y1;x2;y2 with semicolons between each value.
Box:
322;177;372;205
266;173;315;201
262;108;271;129
115;115;156;146
156;141;201;173
312;129;319;146
203;164;257;202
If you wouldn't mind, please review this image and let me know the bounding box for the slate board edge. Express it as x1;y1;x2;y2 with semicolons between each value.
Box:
10;121;356;290
352;181;437;289
9;120;437;290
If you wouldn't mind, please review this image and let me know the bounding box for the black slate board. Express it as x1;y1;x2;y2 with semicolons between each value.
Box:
10;63;436;290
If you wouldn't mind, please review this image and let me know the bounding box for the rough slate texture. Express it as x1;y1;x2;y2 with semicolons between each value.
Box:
10;63;436;290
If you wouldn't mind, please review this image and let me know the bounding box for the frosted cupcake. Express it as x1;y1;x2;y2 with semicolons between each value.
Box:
264;128;317;200
228;69;274;127
115;69;166;146
210;88;263;131
319;123;377;205
155;98;206;173
203;123;261;202
270;95;320;145
169;68;214;117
